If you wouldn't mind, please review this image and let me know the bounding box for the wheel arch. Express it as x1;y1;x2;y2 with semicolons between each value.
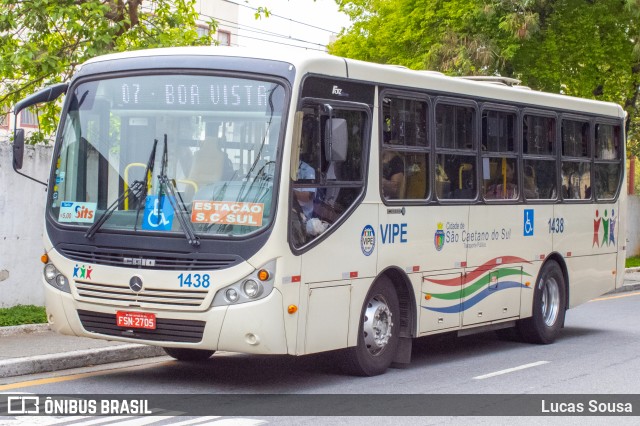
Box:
377;266;417;338
541;252;570;313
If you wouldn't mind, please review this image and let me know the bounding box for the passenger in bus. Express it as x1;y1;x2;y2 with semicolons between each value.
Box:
523;165;539;199
293;159;329;238
294;159;316;220
382;150;405;198
485;161;517;199
188;134;234;186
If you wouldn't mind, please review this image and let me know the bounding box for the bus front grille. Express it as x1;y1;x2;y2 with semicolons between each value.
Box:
77;310;205;343
75;281;208;308
58;244;240;271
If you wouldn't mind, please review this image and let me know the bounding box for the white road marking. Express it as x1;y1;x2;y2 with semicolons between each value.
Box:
59;415;134;425
105;411;184;425
473;360;549;380
161;417;222;426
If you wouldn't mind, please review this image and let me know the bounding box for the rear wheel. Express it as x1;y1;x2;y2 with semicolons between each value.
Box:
518;260;566;344
343;277;399;376
163;347;215;361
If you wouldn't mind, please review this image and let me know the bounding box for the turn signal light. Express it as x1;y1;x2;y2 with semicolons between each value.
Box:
425;294;431;300
41;254;49;264
258;269;270;281
287;305;298;314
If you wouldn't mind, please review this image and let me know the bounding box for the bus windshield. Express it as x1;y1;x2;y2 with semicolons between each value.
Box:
49;74;286;238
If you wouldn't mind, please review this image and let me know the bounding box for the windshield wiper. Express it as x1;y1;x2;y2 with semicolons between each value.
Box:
236;85;276;202
157;135;200;247
85;139;157;240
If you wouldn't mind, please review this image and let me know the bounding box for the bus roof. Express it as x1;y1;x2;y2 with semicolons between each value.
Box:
82;46;624;119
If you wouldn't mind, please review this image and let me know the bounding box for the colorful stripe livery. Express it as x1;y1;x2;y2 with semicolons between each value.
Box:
423;257;532;314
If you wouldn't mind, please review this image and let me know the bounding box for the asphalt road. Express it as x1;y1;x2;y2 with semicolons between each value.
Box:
1;290;639;425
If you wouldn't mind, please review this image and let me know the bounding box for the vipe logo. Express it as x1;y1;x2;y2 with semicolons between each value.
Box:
7;396;40;414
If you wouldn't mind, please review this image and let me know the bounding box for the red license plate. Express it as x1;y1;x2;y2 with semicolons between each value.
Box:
116;311;156;330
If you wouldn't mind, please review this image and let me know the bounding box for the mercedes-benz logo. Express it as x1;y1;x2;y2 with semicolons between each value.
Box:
129;276;143;293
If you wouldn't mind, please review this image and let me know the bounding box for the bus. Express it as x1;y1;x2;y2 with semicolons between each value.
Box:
12;47;626;376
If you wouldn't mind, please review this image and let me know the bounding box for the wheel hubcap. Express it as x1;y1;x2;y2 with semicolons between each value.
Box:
363;295;393;356
541;277;560;327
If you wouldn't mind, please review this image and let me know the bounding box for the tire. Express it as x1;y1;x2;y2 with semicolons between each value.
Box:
343;277;400;376
163;347;215;361
518;260;566;344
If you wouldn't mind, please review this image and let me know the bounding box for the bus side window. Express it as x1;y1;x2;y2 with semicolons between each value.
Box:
290;107;368;249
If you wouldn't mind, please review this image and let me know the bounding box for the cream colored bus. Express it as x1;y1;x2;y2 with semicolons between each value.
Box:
13;47;626;376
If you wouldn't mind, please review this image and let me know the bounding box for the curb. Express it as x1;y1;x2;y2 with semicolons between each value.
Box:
0;344;165;379
608;282;640;294
0;324;50;337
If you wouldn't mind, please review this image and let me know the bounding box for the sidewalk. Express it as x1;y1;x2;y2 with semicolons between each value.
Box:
1;274;640;380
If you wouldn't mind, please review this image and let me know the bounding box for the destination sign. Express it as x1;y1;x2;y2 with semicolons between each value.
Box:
78;75;285;113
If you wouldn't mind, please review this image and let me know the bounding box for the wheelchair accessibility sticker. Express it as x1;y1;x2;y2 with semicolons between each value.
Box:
523;209;534;236
142;195;175;231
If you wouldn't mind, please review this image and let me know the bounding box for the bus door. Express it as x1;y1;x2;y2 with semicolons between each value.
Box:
290;101;373;354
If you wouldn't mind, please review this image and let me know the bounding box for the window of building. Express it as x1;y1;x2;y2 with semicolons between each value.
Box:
0;113;8;129
196;25;210;38
217;30;231;46
20;109;38;128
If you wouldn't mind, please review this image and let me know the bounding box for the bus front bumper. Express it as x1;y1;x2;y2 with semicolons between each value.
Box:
44;280;289;355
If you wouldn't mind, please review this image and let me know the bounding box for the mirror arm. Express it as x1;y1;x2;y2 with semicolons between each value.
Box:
323;104;333;162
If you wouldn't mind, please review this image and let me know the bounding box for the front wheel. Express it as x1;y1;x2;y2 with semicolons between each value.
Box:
343;277;400;376
518;260;566;344
163;347;215;361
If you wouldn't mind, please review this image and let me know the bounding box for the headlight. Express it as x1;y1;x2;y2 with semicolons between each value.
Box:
242;279;261;298
44;264;57;281
212;260;276;307
55;275;68;288
225;288;239;303
42;263;71;294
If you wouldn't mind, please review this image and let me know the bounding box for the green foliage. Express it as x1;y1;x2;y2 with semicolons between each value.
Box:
0;0;215;144
625;256;640;268
331;0;640;153
0;305;46;327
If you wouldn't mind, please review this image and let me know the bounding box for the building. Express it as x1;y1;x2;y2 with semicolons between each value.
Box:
0;0;240;143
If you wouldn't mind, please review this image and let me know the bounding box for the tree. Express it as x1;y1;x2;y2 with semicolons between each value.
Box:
0;0;216;143
330;0;640;156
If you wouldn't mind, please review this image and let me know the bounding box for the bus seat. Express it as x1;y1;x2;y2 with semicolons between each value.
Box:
397;175;406;199
406;158;427;199
176;179;198;202
523;165;539;198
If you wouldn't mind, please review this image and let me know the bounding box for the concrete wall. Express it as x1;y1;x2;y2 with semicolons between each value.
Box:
0;141;52;307
627;195;640;257
2;138;640;307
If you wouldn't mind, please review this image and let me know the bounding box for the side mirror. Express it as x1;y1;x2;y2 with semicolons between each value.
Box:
324;118;348;162
13;129;25;171
11;82;67;185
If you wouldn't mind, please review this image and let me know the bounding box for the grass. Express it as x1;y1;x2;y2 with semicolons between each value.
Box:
0;305;46;327
627;256;640;268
